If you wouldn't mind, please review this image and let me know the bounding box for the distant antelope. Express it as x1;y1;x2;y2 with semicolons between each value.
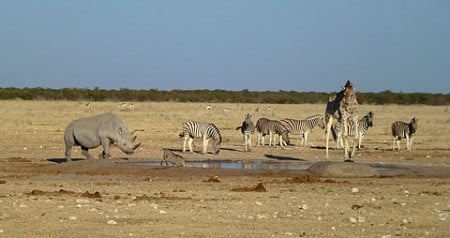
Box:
161;149;186;167
79;102;92;109
118;103;134;111
206;105;214;110
392;117;418;151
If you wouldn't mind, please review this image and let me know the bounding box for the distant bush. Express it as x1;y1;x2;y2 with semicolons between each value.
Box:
0;87;448;105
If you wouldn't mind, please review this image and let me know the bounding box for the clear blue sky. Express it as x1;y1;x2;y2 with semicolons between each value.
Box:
1;0;449;93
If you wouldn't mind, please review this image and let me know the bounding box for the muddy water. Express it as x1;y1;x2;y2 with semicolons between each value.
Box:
125;159;450;178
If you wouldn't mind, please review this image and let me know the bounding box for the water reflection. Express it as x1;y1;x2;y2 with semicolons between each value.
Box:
128;159;312;171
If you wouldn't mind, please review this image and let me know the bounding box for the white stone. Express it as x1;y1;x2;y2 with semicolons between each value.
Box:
299;204;308;211
68;216;77;221
256;214;266;219
351;187;359;193
76;199;90;204
107;220;117;225
349;217;357;223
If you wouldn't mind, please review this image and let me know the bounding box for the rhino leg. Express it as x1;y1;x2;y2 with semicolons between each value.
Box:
81;146;93;160
65;145;72;162
101;139;112;159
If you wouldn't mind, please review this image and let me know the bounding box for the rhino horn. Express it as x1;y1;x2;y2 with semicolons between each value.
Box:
133;142;141;151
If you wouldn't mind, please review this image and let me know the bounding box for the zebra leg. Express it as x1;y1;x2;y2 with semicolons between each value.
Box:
409;137;414;151
304;132;309;146
188;137;194;153
202;136;208;154
280;136;286;149
248;134;252;152
243;134;248;152
182;136;188;152
268;132;272;146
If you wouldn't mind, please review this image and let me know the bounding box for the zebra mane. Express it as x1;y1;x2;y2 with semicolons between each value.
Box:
209;123;222;142
305;114;322;121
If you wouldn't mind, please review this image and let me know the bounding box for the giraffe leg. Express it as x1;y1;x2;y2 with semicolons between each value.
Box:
343;120;349;159
350;136;357;158
325;118;333;159
406;135;410;151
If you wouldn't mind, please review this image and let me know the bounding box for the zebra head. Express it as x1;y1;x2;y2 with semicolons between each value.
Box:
410;117;418;133
365;111;374;127
212;134;222;154
317;115;326;129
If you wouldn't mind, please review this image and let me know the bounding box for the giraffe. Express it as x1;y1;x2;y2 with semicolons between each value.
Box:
325;80;359;159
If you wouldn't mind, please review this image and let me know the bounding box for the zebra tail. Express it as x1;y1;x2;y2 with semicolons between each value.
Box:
178;132;185;138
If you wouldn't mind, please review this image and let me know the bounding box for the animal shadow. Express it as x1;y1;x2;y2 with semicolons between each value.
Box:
47;158;84;163
264;154;307;162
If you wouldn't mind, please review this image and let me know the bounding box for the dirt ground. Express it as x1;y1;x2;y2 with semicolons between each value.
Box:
0;100;449;237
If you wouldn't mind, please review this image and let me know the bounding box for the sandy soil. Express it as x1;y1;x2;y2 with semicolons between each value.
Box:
0;101;449;237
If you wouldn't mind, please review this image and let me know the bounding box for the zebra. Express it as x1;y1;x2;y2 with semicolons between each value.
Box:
280;114;325;146
331;111;374;150
255;118;289;148
179;121;222;154
235;113;255;152
391;117;418;151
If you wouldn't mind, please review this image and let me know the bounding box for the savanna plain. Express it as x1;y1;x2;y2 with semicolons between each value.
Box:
0;100;449;237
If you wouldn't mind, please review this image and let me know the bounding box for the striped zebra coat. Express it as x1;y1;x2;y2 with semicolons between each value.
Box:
179;121;222;154
331;111;374;150
391;117;418;151
280;114;325;146
255;118;289;148
235;114;255;152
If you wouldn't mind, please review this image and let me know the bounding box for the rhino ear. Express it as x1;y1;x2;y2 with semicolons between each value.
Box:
118;127;124;135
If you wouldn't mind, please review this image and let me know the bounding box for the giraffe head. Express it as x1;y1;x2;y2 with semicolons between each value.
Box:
343;80;354;99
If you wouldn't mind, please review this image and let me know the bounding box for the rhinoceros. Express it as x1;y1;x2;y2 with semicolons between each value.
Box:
64;112;141;161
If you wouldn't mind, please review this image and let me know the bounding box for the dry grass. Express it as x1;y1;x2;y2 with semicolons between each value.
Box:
1;100;449;165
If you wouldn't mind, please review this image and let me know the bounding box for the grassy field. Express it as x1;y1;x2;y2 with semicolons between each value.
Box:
1;100;448;164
